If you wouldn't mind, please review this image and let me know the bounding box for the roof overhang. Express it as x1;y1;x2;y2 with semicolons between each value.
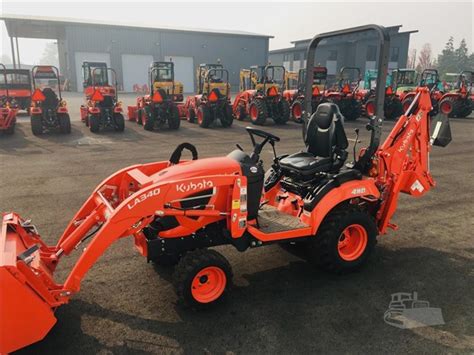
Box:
1;14;273;39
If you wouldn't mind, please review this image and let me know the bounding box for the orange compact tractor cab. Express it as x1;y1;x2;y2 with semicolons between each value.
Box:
0;63;18;135
183;63;233;128
0;68;31;112
80;62;125;133
0;25;452;353
30;65;71;135
127;61;182;131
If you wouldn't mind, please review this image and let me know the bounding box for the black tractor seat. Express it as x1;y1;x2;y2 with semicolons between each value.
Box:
279;103;348;179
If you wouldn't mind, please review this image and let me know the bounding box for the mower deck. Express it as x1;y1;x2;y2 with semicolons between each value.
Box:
257;205;308;233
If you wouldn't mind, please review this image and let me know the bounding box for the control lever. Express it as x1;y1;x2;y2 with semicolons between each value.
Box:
353;128;360;162
236;143;244;151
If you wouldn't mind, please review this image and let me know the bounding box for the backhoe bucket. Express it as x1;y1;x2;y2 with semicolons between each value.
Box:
0;213;58;354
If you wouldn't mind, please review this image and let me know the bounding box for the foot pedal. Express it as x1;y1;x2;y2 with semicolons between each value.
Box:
388;223;399;231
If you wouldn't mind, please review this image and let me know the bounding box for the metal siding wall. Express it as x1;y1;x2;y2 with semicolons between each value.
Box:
65;24;268;92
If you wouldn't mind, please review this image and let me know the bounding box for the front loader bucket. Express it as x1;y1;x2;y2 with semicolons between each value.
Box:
0;213;58;354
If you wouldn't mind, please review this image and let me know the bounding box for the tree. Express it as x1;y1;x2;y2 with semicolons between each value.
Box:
416;43;433;72
407;48;416;69
39;42;59;66
436;37;473;79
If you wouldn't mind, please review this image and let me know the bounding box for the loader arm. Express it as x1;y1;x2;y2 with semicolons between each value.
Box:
375;87;436;234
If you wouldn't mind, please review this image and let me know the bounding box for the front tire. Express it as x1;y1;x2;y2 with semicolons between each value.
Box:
308;207;377;273
291;99;304;123
173;249;232;309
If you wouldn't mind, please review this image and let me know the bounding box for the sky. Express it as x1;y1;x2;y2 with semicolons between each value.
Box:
1;1;472;65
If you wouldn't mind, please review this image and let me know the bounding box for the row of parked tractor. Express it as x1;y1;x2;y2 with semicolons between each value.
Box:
0;60;472;136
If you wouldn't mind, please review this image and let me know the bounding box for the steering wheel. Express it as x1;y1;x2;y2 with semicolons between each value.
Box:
169;142;198;165
245;126;280;144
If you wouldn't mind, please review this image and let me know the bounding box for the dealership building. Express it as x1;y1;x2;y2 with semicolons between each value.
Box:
269;25;417;79
1;15;272;92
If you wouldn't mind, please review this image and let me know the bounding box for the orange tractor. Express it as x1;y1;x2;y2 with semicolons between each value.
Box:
0;63;18;135
0;68;31;113
233;64;290;125
183;63;233;128
80;62;125;133
0;25;453;354
29;66;71;135
324;66;363;120
438;70;473;118
283;66;328;123
127;61;182;131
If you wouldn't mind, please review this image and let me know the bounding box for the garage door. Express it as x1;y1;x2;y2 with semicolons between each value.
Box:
75;52;111;91
164;56;194;93
122;54;154;92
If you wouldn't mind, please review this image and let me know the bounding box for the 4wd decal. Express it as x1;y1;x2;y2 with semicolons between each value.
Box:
176;179;214;193
127;188;161;210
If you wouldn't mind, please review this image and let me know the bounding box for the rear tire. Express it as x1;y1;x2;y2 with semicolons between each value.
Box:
197;106;212;128
173;249;232;309
89;115;100;133
59;113;71;134
168;105;181;130
31;115;43;135
220;104;233;127
308;207;377;273
274;99;290;124
249;99;267;125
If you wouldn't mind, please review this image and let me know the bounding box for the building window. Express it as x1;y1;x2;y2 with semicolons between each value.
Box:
366;45;377;61
294;52;301;61
283;54;290;62
390;47;400;62
328;50;338;61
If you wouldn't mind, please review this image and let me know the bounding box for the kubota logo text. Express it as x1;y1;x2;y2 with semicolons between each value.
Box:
176;179;214;193
127;188;161;210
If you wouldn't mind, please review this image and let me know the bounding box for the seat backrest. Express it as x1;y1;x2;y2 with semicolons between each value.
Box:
305;103;348;158
42;88;59;108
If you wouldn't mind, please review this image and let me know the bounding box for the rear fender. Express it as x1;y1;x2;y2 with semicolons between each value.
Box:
301;179;380;235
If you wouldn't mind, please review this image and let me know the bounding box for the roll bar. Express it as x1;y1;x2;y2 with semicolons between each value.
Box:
92;67;118;100
263;64;286;93
32;65;62;100
304;24;390;173
0;63;9;99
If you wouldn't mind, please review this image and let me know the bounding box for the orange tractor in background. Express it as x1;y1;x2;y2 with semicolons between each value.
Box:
233;64;290;125
80;62;125;133
283;66;328;123
438;70;473;118
29;65;71;135
324;66;363;120
127;61;182;130
0;25;453;354
0;63;18;135
0;68;31;113
183;63;233;128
